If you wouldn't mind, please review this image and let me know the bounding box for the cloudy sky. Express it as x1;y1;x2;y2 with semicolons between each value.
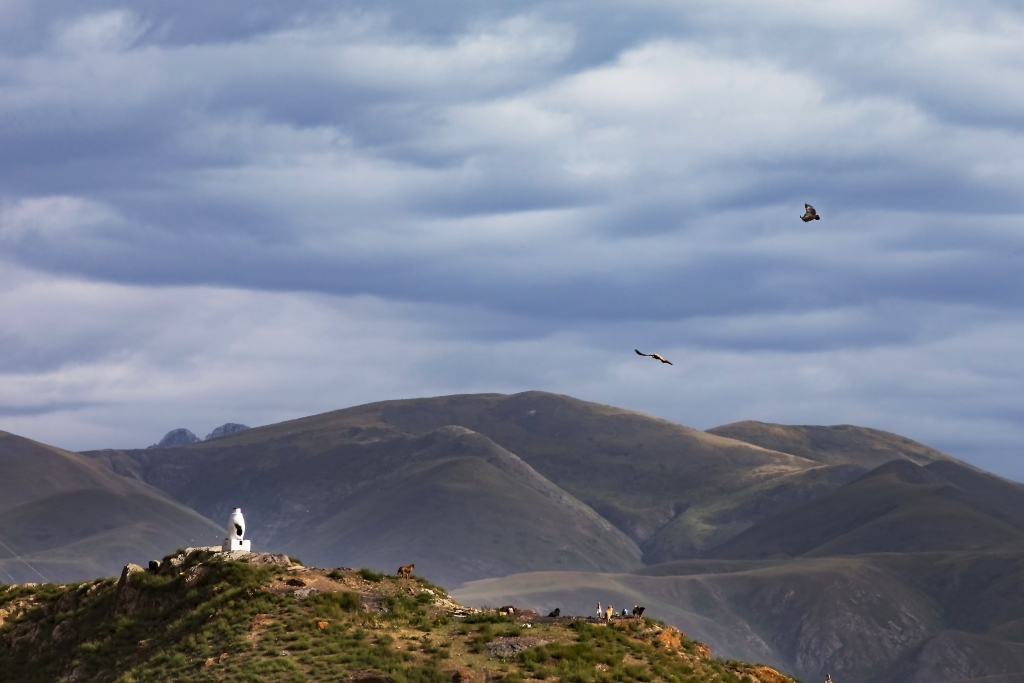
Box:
2;0;1024;478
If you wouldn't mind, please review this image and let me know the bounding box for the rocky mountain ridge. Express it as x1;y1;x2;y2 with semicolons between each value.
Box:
148;423;251;448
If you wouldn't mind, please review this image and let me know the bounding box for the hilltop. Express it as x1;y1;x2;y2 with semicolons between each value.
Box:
0;549;794;683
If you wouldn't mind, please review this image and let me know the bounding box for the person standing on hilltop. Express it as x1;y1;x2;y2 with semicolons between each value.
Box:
596;602;601;618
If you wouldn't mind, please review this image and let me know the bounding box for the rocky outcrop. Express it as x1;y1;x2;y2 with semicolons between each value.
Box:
205;423;250;441
149;428;200;448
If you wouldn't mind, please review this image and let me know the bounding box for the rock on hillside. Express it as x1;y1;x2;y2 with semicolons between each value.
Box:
149;428;200;448
0;548;796;683
205;423;250;440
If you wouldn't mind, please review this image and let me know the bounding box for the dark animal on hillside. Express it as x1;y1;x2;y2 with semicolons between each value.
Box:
548;608;561;617
635;349;672;365
632;605;646;618
148;560;160;573
499;605;516;614
801;203;820;222
397;564;415;577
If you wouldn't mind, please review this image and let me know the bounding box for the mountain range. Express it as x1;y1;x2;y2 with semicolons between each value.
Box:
4;390;1024;682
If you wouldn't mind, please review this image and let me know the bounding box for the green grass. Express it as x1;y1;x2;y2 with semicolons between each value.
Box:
358;568;385;583
0;554;794;683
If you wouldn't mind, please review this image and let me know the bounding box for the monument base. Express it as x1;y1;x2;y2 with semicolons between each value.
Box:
222;538;251;552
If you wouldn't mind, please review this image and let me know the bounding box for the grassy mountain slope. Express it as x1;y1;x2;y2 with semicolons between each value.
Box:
706;459;1024;560
0;549;795;683
82;391;852;567
0;432;224;584
705;421;957;469
0;431;145;513
93;424;644;587
280;428;643;586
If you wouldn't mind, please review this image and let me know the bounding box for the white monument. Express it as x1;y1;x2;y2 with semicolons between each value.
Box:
222;507;251;552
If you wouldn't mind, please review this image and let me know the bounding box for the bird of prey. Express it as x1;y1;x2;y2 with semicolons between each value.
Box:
801;203;820;222
635;349;672;365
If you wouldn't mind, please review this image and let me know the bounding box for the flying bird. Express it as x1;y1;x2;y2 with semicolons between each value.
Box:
635;349;672;365
800;203;820;222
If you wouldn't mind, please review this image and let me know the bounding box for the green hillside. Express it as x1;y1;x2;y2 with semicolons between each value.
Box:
0;549;795;683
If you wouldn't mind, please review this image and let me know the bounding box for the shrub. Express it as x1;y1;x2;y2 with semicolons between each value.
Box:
306;591;362;617
462;612;512;624
357;568;384;583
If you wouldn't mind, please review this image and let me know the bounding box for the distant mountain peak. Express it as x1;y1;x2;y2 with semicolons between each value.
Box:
149;428;200;449
205;423;250;441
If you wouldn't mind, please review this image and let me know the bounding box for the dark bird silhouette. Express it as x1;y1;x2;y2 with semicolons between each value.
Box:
801;203;820;222
635;349;672;365
234;523;243;537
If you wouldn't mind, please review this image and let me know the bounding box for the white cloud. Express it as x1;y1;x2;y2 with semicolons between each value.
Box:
0;196;118;241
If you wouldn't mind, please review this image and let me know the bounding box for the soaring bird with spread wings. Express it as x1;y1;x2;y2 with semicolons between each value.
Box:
635;349;672;365
800;203;820;222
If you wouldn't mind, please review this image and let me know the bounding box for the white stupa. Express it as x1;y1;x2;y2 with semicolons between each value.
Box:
222;507;251;552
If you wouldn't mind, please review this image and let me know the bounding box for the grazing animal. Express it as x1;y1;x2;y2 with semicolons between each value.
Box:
635;349;672;365
632;605;646;618
397;564;415;577
548;608;561;617
604;605;614;622
499;605;516;614
801;203;820;222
